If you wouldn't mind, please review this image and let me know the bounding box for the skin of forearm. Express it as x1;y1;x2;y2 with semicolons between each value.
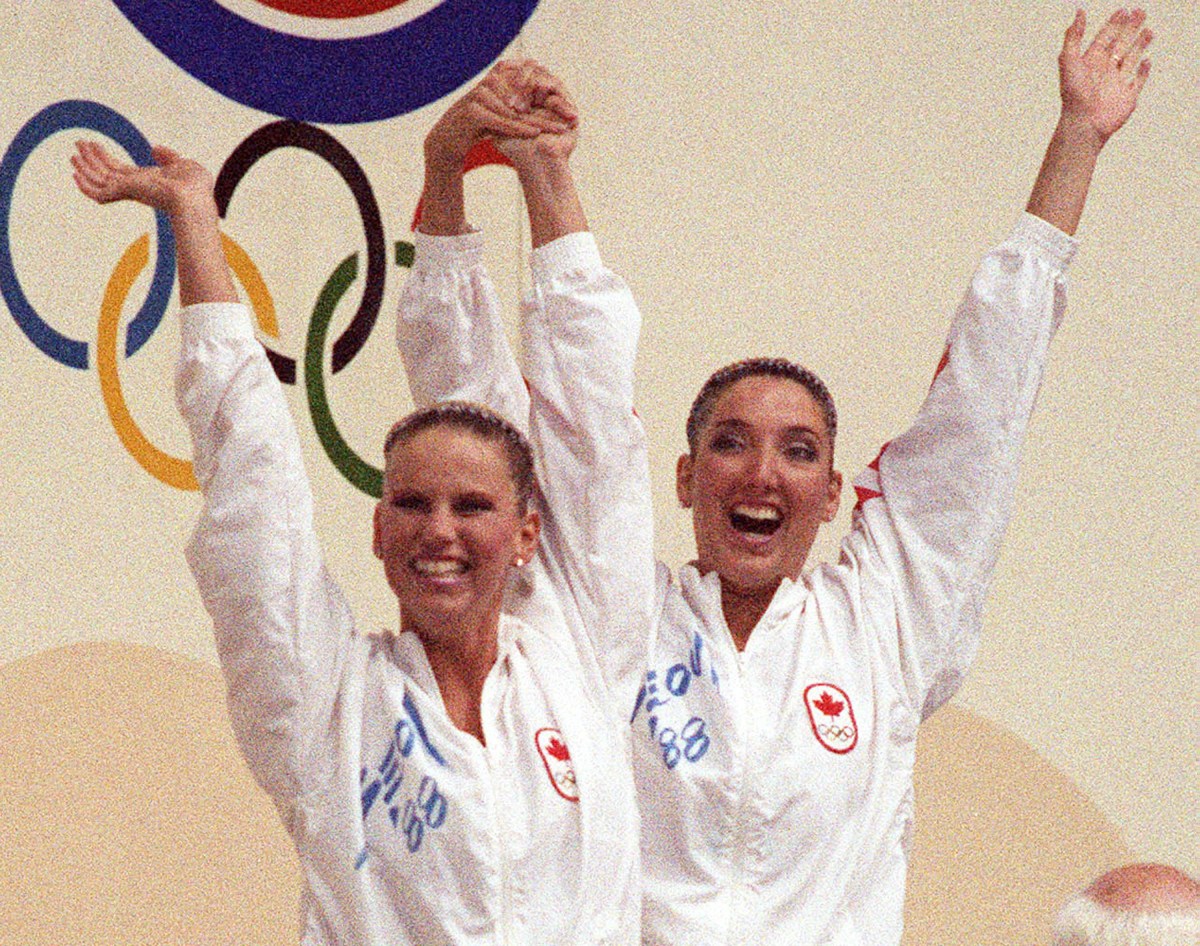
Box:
418;149;471;236
1024;114;1104;236
515;149;587;249
170;195;238;306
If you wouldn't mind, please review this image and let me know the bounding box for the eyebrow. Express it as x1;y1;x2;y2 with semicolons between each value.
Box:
709;418;822;439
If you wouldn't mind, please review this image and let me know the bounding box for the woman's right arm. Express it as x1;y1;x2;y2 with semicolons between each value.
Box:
75;143;353;803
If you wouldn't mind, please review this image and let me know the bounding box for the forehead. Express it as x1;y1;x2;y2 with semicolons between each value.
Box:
384;425;513;493
705;375;829;436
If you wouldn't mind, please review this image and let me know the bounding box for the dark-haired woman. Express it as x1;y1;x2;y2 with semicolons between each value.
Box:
401;11;1154;945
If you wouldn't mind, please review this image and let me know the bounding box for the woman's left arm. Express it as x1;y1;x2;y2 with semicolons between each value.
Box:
1026;7;1152;234
843;9;1153;718
397;60;575;424
499;68;657;704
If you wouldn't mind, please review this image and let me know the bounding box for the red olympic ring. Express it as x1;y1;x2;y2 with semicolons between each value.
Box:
258;1;410;15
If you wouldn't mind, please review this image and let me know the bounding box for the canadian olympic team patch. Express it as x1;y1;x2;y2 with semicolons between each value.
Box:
535;728;579;802
804;683;858;754
110;0;539;123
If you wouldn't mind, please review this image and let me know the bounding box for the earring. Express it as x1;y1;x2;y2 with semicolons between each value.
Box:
514;557;525;568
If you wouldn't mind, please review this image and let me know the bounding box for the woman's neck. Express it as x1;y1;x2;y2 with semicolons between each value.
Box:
719;580;777;651
407;610;501;743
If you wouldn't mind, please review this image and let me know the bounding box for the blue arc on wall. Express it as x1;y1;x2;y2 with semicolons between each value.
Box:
0;100;174;369
111;0;539;124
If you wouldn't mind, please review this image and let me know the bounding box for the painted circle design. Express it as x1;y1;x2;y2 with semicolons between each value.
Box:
256;0;410;16
304;241;412;499
110;0;539;124
214;121;385;384
97;232;279;490
0;100;174;369
5;102;508;498
305;254;382;498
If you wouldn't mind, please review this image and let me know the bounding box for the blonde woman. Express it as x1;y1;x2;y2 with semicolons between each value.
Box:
72;59;651;943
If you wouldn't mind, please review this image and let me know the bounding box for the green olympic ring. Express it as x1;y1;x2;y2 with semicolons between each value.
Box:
306;239;415;499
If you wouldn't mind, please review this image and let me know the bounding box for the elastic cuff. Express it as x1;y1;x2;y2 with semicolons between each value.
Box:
530;231;601;283
179;302;254;343
1015;211;1079;268
412;229;485;270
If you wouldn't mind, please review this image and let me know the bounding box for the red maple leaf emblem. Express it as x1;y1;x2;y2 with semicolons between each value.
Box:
813;691;844;718
545;737;571;761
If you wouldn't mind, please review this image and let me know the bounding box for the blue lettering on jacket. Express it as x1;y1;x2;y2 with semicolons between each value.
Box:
630;632;715;770
357;694;449;867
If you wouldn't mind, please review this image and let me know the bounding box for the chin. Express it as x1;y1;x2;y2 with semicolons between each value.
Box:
709;556;784;596
399;590;469;630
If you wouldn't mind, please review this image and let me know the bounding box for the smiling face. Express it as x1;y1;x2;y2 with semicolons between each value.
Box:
677;374;842;597
374;424;539;644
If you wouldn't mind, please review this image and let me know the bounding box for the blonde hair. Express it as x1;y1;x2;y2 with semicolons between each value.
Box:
383;401;536;511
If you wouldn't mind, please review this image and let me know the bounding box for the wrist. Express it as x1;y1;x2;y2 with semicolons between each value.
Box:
168;192;220;232
518;161;587;249
512;143;574;190
417;173;469;236
1053;111;1107;155
423;152;468;189
423;130;472;177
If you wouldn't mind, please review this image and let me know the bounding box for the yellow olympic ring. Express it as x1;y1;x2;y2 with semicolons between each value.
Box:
97;232;279;491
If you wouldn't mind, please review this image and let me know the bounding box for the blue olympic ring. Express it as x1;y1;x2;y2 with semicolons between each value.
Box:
0;100;175;369
111;0;540;124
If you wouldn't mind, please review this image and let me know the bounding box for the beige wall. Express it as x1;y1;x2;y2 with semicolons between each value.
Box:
1;1;1195;941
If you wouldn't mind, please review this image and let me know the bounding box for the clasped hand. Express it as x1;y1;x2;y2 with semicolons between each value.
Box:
424;59;580;172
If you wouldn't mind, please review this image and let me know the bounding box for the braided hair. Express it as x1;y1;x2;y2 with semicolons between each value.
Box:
686;357;837;453
383;401;536;511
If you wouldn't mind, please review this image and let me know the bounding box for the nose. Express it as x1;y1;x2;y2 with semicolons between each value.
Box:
420;503;457;545
745;446;782;488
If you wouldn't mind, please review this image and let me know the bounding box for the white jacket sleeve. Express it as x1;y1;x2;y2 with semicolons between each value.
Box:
396;230;530;427
844;213;1077;719
522;233;657;703
396;230;656;701
176;302;353;802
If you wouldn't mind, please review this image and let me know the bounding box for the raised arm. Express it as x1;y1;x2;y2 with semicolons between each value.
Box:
72;141;234;304
73;142;349;802
397;62;575;420
1026;8;1152;234
838;8;1153;719
491;67;656;702
397;63;655;699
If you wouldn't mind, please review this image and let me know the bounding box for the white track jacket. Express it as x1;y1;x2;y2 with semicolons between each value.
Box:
396;214;1077;946
176;273;653;942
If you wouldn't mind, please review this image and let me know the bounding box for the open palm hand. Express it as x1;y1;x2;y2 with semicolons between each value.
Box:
1059;8;1152;144
71;141;214;215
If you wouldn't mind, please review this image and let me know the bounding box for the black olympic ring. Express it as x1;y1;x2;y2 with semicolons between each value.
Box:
214;120;385;384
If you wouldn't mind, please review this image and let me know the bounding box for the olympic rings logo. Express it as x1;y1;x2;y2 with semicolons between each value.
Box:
110;0;539;124
1;99;511;499
817;724;856;743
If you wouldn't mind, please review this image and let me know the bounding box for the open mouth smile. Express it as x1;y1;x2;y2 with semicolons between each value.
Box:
413;558;468;578
729;504;783;537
